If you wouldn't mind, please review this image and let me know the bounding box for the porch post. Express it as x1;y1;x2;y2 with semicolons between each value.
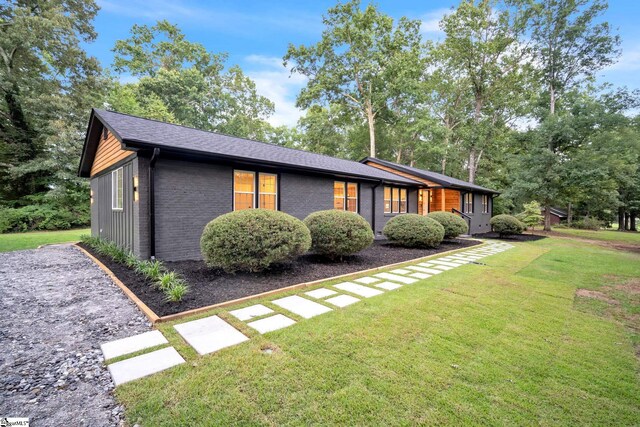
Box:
441;188;446;211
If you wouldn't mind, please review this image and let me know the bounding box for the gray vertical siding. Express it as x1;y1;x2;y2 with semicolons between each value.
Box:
90;159;136;251
463;192;492;234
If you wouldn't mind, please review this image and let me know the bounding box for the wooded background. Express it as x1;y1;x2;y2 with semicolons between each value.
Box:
1;0;638;232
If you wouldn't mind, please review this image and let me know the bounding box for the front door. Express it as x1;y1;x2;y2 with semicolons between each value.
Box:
418;189;430;215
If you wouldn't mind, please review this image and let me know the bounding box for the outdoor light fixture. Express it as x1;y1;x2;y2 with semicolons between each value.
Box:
90;189;94;205
133;175;139;202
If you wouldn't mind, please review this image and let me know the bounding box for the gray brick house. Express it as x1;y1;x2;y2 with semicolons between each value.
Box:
78;109;498;261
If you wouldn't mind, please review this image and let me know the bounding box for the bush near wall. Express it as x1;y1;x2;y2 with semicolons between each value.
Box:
304;210;374;259
383;214;445;248
200;209;311;273
427;211;468;239
490;214;525;237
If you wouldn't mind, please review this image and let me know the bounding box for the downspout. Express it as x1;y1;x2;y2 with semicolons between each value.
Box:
149;148;160;260
372;180;383;236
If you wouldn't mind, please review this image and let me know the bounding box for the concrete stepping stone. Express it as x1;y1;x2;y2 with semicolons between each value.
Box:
325;294;360;307
375;281;403;290
334;282;385;298
416;264;445;274
409;272;431;280
174;315;249;355
272;295;332;319
247;314;296;334
305;288;338;299
374;272;419;284
354;276;380;285
391;268;412;275
101;330;168;361
430;260;462;267
229;304;274;321
431;265;454;271
407;265;434;273
108;347;185;386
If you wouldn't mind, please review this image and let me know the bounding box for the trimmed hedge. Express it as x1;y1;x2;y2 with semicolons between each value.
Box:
490;214;525;236
427;211;468;239
304;210;374;259
200;209;311;273
383;214;445;248
0;204;89;233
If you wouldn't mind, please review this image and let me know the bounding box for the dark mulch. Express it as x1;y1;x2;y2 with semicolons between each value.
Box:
473;232;547;242
78;239;480;317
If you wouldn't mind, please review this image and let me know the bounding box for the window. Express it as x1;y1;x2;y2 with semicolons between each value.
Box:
234;170;278;211
112;167;123;210
234;171;255;210
334;181;358;212
259;173;277;210
384;187;392;213
482;194;489;214
463;192;473;214
384;186;408;214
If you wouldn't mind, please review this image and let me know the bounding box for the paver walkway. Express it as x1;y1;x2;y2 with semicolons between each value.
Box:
99;241;514;386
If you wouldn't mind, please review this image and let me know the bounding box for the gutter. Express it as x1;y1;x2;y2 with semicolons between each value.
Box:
149;148;160;259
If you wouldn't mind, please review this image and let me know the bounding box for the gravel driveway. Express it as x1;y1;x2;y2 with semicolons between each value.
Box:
0;244;151;426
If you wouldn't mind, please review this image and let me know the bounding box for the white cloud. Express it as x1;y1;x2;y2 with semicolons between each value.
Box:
420;8;450;35
245;55;307;127
606;46;640;72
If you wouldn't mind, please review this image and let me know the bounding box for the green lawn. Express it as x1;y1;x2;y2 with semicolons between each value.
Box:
117;238;640;425
551;227;640;245
0;228;89;252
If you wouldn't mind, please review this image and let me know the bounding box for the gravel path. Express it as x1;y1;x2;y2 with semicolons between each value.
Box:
0;244;151;426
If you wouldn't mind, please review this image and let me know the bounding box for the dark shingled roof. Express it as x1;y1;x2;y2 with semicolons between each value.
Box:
361;157;499;194
87;109;419;184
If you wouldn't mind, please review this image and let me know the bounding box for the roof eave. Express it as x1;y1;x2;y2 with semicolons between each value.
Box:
122;139;421;186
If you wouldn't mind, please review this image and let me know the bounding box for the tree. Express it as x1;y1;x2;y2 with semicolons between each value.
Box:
438;0;533;184
284;0;423;158
518;201;544;229
0;0;102;206
112;20;274;140
527;0;620;230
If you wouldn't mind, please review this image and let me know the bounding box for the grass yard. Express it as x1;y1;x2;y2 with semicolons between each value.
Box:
116;237;640;425
551;227;640;245
0;228;89;252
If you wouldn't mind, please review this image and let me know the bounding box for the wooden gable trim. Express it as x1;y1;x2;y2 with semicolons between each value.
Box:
364;161;441;187
90;129;134;177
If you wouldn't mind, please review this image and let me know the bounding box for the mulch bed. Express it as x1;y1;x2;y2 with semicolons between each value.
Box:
473;232;547;242
78;239;480;317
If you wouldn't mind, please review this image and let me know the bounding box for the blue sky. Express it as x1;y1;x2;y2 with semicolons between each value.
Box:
92;0;640;126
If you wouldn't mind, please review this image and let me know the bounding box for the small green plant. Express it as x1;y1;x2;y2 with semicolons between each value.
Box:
156;271;181;291
81;235;188;302
383;214;445;248
135;260;164;281
490;214;525;237
518;201;544;230
303;210;374;259
427;211;468;239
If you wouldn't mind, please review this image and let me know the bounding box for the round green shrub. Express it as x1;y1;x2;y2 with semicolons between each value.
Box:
490;214;525;236
303;210;374;259
200;209;311;273
427;211;468;239
383;214;445;248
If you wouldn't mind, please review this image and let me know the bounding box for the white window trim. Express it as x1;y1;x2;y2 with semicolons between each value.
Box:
258;172;278;210
111;167;123;211
233;170;256;211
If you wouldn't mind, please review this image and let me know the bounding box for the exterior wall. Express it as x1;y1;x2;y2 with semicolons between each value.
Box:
91;129;134;176
430;188;461;213
151;159;420;260
466;192;492;234
90;158;136;251
154;159;232;261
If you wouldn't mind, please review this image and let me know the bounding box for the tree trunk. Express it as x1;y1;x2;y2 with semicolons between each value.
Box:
618;207;625;231
543;204;552;231
567;203;572;227
468;149;477;184
630;211;637;232
366;103;376;158
625;212;630;231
